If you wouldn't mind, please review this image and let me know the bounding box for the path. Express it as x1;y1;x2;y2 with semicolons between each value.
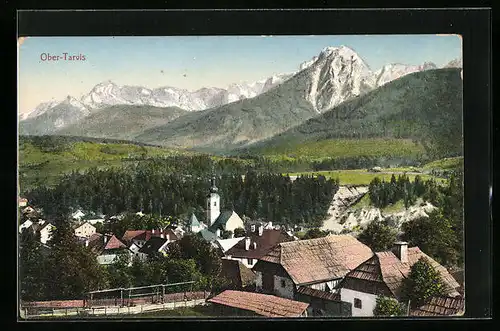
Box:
320;186;368;233
21;298;207;319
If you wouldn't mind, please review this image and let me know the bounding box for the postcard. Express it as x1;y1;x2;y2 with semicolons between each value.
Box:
18;34;464;319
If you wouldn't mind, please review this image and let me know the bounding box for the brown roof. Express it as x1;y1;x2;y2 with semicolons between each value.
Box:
104;235;127;250
208;290;309;317
122;229;178;243
225;229;294;259
122;230;152;243
220;259;257;289
259;235;373;285
410;295;465;316
343;247;460;300
296;286;341;302
87;233;105;254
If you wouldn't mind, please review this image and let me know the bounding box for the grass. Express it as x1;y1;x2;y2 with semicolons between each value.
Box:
380;199;406;214
285;170;442;186
18;139;196;193
258;138;426;161
422;156;463;170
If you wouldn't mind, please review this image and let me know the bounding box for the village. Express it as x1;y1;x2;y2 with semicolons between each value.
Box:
18;174;465;319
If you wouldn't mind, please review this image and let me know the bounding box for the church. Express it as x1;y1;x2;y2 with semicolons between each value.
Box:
187;176;245;241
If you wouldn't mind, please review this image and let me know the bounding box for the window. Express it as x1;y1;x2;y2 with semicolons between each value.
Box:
247;258;253;265
281;279;286;288
214;201;217;206
354;298;362;309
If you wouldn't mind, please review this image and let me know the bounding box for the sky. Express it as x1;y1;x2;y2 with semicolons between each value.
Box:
18;35;462;114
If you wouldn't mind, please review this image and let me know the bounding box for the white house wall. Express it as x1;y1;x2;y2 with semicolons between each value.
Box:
273;275;295;300
75;224;96;238
40;228;53;244
225;213;245;233
340;288;378;317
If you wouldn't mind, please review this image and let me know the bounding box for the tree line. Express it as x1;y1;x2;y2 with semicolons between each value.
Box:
359;170;464;268
19;221;227;302
25;164;339;229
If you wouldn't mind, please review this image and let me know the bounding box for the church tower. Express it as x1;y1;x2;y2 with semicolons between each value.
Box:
206;175;220;226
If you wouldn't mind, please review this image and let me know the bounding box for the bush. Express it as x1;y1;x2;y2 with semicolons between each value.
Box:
402;257;446;307
373;296;406;316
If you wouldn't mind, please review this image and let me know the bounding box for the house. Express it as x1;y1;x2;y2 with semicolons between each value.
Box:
186;213;205;234
198;176;245;241
86;218;105;225
252;235;373;300
214;237;245;255
39;222;55;244
207;290;309;317
137;237;170;261
71;209;86;221
95;235;132;265
338;242;461;317
223;226;295;268
122;229;178;248
19;220;33;233
172;224;186;239
74;221;96;239
219;259;257;291
22;206;36;214
19;197;28;208
409;295;465;316
295;286;351;317
122;230;152;248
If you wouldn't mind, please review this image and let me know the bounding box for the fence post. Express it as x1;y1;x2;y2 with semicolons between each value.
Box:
92;308;95;316
25;308;28;319
104;307;107;316
141;305;143;313
65;308;68;316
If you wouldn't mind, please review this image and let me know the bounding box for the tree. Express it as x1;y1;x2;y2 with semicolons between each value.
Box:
19;229;48;301
106;252;133;288
43;222;109;299
302;228;329;240
402;210;458;267
373;296;406;316
233;227;246;238
358;220;398;252
220;230;233;239
402;257;446;307
167;234;222;285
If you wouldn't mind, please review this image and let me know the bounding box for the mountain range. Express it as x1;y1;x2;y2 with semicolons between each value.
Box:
19;46;462;154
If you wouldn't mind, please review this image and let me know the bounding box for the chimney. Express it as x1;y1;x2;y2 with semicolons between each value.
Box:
253;242;257;250
85;239;89;247
216;229;221;238
103;235;108;244
166;233;170;242
394;241;408;263
245;237;251;251
268;221;272;229
251;224;256;233
258;225;263;236
160;232;164;239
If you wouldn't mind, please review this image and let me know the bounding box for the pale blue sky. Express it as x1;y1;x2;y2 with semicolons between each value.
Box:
18;35;462;114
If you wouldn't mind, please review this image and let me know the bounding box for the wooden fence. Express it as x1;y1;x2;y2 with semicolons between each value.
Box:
20;291;210;319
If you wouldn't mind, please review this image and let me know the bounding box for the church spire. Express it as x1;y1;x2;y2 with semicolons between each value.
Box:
210;175;218;193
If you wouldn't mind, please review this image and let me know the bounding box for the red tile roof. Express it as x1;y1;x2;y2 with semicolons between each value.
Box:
410;295;465;316
343;247;460;300
259;235;373;285
122;230;151;243
208;290;309;317
104;235;127;250
225;229;294;259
